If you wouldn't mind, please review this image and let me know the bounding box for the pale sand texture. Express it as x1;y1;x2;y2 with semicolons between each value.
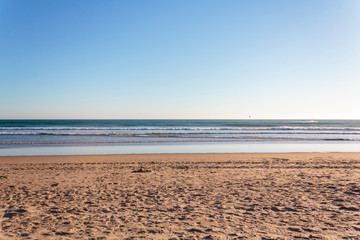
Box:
0;153;359;239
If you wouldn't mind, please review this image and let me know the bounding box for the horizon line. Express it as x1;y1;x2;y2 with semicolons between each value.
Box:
1;118;360;120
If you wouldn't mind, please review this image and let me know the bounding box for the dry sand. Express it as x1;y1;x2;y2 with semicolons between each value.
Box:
0;153;359;239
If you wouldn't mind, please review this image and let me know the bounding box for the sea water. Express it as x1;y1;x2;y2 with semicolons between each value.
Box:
0;119;360;155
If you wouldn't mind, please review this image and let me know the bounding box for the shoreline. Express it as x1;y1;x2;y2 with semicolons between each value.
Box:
1;152;360;239
1;141;360;156
1;152;360;164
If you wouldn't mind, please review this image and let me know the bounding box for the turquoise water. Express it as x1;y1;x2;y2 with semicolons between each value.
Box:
1;119;360;155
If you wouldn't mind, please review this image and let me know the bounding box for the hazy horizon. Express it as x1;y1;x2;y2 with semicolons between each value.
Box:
1;118;360;120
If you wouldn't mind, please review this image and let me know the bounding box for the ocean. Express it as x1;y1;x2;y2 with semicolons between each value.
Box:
1;119;360;155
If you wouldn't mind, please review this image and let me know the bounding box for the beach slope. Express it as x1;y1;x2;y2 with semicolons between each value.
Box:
0;153;359;239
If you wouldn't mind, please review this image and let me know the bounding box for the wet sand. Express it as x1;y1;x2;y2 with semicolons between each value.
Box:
0;153;359;239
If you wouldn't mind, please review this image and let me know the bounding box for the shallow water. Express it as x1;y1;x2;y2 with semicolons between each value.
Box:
1;141;360;156
1;119;360;155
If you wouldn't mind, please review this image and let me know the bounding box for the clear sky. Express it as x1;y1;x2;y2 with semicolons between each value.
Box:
1;0;359;119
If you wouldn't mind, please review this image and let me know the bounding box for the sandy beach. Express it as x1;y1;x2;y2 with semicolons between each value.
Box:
0;153;359;239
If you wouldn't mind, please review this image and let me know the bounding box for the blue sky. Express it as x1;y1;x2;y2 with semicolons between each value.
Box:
1;0;359;119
